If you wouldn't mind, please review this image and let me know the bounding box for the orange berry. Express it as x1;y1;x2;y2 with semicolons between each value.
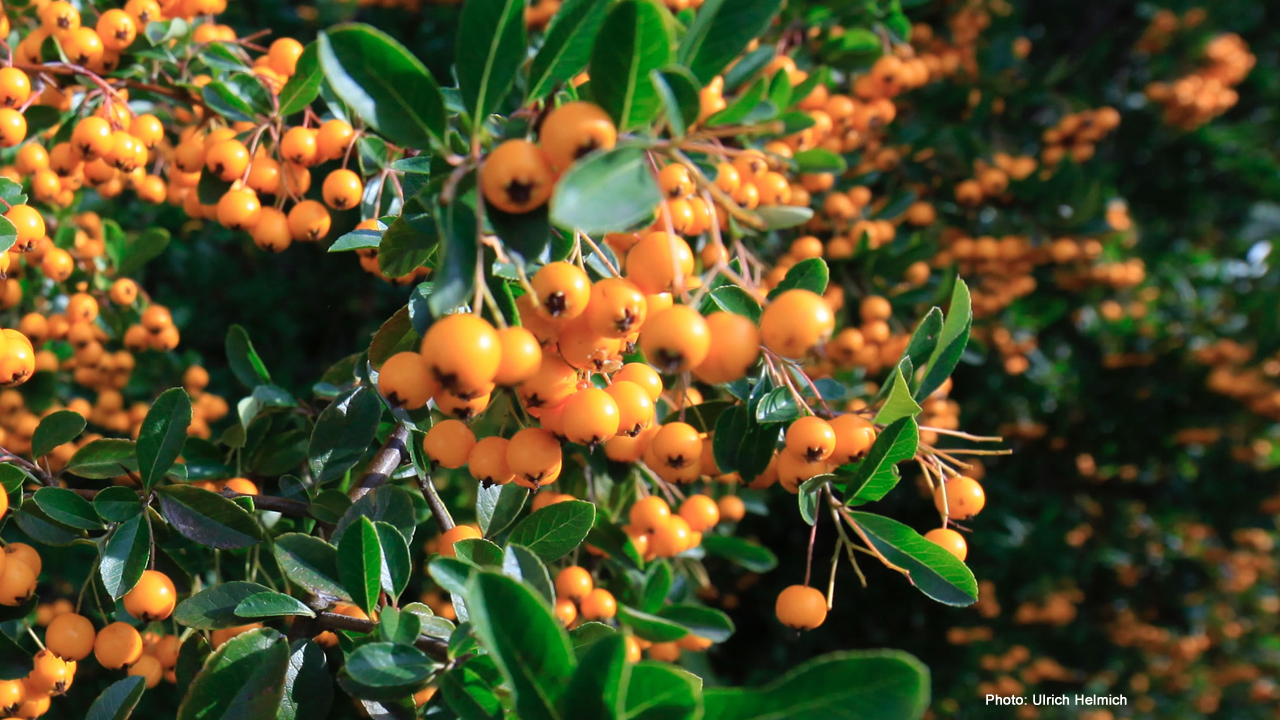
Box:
650;422;701;470
122;570;176;622
287;200;331;242
531;262;591;320
639;306;710;374
584;278;647;338
760;289;835;359
280;126;319;166
321;168;364;210
507;428;562;488
933;476;986;520
717;495;746;523
46;613;94;662
93;622;144;669
423;419;476;469
25;650;68;695
554;566;593;601
828;414;877;465
924;528;968;561
554;597;578;625
625;232;694;295
613;363;663;401
469;437;514;486
127;653;162;689
539;101;617;172
481;140;554;214
692;311;761;384
775;585;827;630
494;326;542;386
785;416;836;462
438;525;482;558
678;494;720;532
629;495;671;534
316;119;355;161
377;351;437;410
604;380;654;437
579;588;617;621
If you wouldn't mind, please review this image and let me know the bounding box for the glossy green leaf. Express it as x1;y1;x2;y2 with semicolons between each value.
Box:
550;145;662;234
94;486;142;523
502;544;555;604
279;640;332;720
33;487;101;530
622;662;701;720
505;499;596;562
85;676;146;720
848;512;978;606
174;582;277;629
842;417;918;504
100;514;150;600
617;604;687;642
377;212;438;279
767;257;828;298
32;410;85;459
226;325;272;388
431;195;479;315
528;0;610;100
588;0;673;131
117;228;170;276
650;66;701;138
177;628;291;720
63;439;137;479
234;592;316;620
339;642;435;701
137;388;192;490
308;386;383;483
374;521;412;600
565;634;627;719
457;0;527;131
455;537;506;567
657;604;735;643
278;42;321;116
273;533;350;602
699;534;777;572
917;279;972;400
157;485;264;549
873;365;923;426
337;516;383;615
477;482;528;536
679;0;784;83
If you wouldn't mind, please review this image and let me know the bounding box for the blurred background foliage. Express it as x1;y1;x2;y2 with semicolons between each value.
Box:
55;0;1280;717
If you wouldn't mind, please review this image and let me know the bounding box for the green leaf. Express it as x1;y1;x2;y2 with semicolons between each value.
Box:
431;196;479;315
157;485;264;549
699;534;777;572
340;642;435;701
197;171;235;205
100;514;151;600
477;483;528;536
679;0;784;83
641;560;672;613
234;592;316;620
279;640;332;720
706;76;765;127
703;286;761;321
657;604;734;643
829;28;880;56
916;280;972;400
137;388;192;490
374;521;412;601
793;148;847;174
226;325;272;388
278;42;321;116
440;657;505;720
767;258;828;298
466;572;576;720
201;75;270;122
273;533;350;602
723;45;774;91
588;0;673;131
767;69;792;112
32;487;101;530
145;17;188;45
753;205;813;230
85;676;147;720
94;486;142;522
458;0;526;132
333;485;417;546
528;0;612;101
175;635;210;690
873;366;923;425
174;582;277;629
550;145;662;234
117;227;170;276
308;386;383;483
797;474;827;525
755;388;799;423
617;604;687;642
177;628;291;720
0;215;16;255
378;212;438;279
565;634;627;719
584;521;645;571
901;308;943;373
502;544;556;604
337;516;383;615
317;24;447;149
368;306;419;369
622;662;701;720
650;66;701;139
506;499;596;562
327;229;382;252
32;410;85;458
848;512;978;606
702;650;929;720
453;538;504;568
841;417;918;504
570;622;616;654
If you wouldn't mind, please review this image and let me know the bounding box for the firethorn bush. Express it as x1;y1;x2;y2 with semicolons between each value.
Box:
0;0;1269;717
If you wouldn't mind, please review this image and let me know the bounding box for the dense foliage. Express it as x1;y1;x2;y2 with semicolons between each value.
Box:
0;0;1271;718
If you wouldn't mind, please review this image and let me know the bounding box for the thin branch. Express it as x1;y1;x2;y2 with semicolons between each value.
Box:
349;425;412;501
314;611;449;662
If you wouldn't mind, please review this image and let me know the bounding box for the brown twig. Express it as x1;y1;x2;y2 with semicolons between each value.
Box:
314;610;449;662
349;425;412;501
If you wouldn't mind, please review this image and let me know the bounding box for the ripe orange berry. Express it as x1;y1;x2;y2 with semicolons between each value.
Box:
205;139;250;182
424;419;476;470
5;544;39;578
579;588;617;621
679;494;720;532
438;525;482;558
316;119;355;161
251;207;292;252
494;327;542;386
639;306;710;374
562;388;620;446
224;478;258;496
122;570;176;622
658;164;695;199
378;352;436;410
287;200;331;242
469;437;514;486
280;126;319;166
0;68;30;109
0;678;22;715
7;205;46;248
785;416;837;462
93;622;144;669
650;422;701;470
554;566;593;601
604;380;654;437
127;653;163;689
25;650;68;695
717;495;746;523
517;355;577;410
507;428;562;488
924;528;968;561
539;101;617;172
0;552;34;606
44;613;93;663
554;597;578;625
625;232;694;295
648;641;681;662
624;636;642;663
692;311;761;384
322;168;364;210
0;109;25;148
859;295;892;323
216;188;262;230
934;476;986;520
129;113;163;149
650;515;692;556
420;314;501;398
760;289;835;359
267;37;305;76
613;363;663;401
481;140;555;214
584;278;647;338
775;585;827;630
531;262;591;320
828;414;877;465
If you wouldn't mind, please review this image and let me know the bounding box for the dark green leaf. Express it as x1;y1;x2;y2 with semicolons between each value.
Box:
234;592;316;620
375;521;412;600
901;308;943;373
33;487;101;530
431;196;479;315
679;0;784;83
842;417;918;503
641;560;672;613
767;258;828;298
226;325;272;388
570;622;616;655
754;388;799;423
137;388;192;490
440;657;504;720
477;482;527;536
308;386;383;483
175;635;210;690
849;512;978;606
506;499;596;562
699;534;777;572
0;629;29;681
32;410;84;458
333;484;417;546
793;148;846;174
340;642;435;701
528;0;611;101
177;628;290;720
706;76;765;127
274;533;350;602
589;0;673;130
100;514;151;600
337;516;383;615
651;66;701;138
501;544;555;604
157;485;264;549
173;581;277;629
278;43;321;116
279;640;332;720
457;0;527;132
565;634;627;719
15;504;82;545
317;24;447;148
455;538;505;567
466;572;576;720
94;486;142;523
85;676;146;720
117;228;170;276
550;145;662;234
368;306;419;369
618;604;686;642
657;604;734;643
703;286;761;321
622;662;701;720
916;280;971;400
378;212;438;279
